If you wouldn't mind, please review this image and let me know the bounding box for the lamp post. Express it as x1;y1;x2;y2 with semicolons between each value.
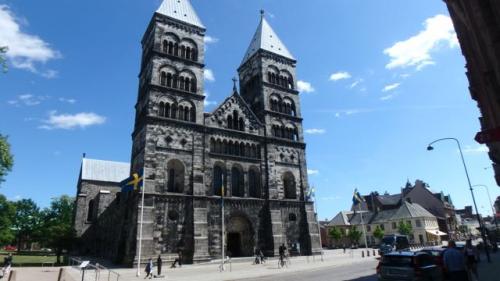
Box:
426;137;491;262
472;184;498;230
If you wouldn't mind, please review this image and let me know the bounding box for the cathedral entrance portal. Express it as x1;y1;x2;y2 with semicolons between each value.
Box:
226;214;254;257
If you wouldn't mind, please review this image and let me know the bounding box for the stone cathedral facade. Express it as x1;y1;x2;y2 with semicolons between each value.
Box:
73;0;321;265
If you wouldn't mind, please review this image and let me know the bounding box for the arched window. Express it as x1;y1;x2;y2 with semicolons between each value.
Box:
251;144;257;158
227;116;233;129
165;103;171;118
179;76;185;91
210;138;215;152
223;140;228;154
166;73;173;87
231;166;244;197
173;74;178;89
162;40;168;53
283;172;296;199
174;43;179;56
234;141;240;156
171;104;177;119
228;141;234;155
160;72;167;86
184;107;189;121
191;48;198;61
215;140;222;154
178;105;185;120
185;78;191;92
186;47;191;60
249;169;261;198
181;45;186;58
86;199;95;222
288;77;294;89
213;165;226;196
159;102;165;117
168;42;174;55
240;142;246;157
190;107;196;122
167;159;185;193
190;77;197;93
238;118;244;131
233;111;239;130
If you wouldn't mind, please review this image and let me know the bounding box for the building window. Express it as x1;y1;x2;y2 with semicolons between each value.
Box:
366;225;371;232
392;222;397;229
231;166;244;197
86;199;95;222
380;224;385;231
166;159;185;193
289;213;297;222
416;219;422;228
248;168;261;198
213;165;226;196
283;172;296;199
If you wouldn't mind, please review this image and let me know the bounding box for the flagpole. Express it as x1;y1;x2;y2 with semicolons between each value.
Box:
312;186;323;261
221;174;225;272
136;169;146;277
358;204;368;250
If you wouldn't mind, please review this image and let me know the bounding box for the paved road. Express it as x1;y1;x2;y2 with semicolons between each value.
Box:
235;259;378;281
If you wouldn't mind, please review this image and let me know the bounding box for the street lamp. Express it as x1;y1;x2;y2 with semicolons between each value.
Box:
427;137;491;262
472;184;498;230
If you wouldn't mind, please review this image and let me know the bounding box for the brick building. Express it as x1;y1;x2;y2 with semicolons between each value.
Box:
73;0;320;265
444;0;500;185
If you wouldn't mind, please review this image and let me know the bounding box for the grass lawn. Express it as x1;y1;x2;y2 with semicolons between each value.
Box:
0;253;57;265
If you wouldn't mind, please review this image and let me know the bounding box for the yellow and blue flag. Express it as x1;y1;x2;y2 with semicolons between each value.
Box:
352;188;365;205
120;171;143;192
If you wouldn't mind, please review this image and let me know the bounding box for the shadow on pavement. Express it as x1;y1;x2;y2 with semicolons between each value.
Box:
344;274;377;281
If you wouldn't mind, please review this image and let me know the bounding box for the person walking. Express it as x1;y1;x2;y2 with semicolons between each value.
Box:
144;258;154;279
157;255;162;276
443;241;469;281
465;239;478;280
2;253;12;278
171;249;183;268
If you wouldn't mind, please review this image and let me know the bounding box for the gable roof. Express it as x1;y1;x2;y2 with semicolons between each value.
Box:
156;0;205;29
208;89;264;128
241;15;294;65
328;211;353;226
393;201;435;220
80;158;130;183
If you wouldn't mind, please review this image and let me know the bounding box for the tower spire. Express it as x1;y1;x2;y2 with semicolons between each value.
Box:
156;0;205;28
232;77;238;94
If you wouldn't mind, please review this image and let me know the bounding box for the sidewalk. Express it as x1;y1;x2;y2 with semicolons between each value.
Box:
476;250;500;281
59;249;378;281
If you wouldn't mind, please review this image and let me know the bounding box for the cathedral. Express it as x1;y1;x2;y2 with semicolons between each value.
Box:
73;0;321;265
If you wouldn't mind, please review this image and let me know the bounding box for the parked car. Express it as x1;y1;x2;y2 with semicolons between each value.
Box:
379;234;410;256
421;247;448;280
376;251;443;281
3;245;17;252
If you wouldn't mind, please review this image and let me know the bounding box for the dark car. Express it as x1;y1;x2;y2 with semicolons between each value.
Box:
379;234;410;256
421;247;448;280
377;251;443;281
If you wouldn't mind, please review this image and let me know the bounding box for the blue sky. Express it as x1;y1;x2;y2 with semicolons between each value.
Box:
0;0;498;220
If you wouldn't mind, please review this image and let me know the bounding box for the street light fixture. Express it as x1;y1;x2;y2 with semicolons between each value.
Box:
426;137;491;262
472;184;498;230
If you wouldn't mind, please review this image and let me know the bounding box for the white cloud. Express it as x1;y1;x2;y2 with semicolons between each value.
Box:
40;111;106;130
59;97;76;104
203;92;217;108
307;169;319;176
329;71;351;81
384;14;458;70
8;94;48;106
297;80;315;93
204;36;219;44
40;69;58;79
382;83;401;92
462;145;489;154
305;129;326;135
380;94;395;101
0;5;60;73
204;69;215;82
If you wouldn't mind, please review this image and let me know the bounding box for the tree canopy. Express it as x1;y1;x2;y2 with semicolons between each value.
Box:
12;199;42;251
329;226;343;242
0;134;14;185
373;225;385;240
0;194;16;246
398;221;413;236
348;226;362;245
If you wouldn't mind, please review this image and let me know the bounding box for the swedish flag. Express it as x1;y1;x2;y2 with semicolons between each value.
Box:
352;188;365;205
120;171;143;192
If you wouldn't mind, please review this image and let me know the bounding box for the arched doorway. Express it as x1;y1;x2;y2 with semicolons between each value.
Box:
226;214;254;257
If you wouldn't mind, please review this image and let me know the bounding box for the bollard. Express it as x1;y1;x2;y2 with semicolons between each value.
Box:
362;251;365;258
367;250;370;257
7;270;16;281
57;268;63;281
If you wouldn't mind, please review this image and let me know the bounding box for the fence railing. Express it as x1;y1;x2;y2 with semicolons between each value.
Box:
68;257;120;281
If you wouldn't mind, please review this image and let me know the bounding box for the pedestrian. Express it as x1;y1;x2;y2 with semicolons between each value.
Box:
144;258;154;279
171;249;183;268
2;253;12;278
443;241;469;281
465;239;478;280
342;244;346;254
157;255;162;276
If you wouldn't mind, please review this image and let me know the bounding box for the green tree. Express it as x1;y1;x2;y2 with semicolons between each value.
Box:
39;196;75;263
0;134;14;185
0;46;7;73
12;199;41;252
373;225;385;241
329;226;343;246
398;221;413;236
348;226;362;245
0;194;16;246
